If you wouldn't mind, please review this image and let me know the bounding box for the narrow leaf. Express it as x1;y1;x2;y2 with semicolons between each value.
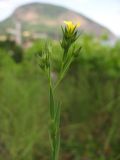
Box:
50;85;55;119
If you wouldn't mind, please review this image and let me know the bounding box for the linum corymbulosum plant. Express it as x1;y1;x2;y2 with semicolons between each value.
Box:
37;21;81;160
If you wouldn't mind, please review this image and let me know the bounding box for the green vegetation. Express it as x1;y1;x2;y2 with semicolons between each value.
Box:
0;35;120;160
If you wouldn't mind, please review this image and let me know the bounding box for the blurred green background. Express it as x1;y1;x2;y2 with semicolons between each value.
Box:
0;35;120;160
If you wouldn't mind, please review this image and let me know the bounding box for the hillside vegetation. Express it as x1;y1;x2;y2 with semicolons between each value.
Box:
0;3;116;40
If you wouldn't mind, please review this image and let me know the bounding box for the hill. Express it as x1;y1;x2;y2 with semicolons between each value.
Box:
0;3;116;40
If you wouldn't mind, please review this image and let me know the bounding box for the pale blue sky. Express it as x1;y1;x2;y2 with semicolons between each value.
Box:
0;0;120;36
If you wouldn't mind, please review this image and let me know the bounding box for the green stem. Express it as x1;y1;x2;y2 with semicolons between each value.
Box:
54;54;73;90
48;54;60;160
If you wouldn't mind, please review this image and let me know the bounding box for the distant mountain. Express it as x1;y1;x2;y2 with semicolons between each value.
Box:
0;3;116;40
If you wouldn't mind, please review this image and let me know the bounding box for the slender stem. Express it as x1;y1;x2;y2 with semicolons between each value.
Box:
53;50;67;90
54;54;73;90
48;52;60;160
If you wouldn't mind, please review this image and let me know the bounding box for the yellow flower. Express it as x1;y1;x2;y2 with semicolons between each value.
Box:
64;21;80;32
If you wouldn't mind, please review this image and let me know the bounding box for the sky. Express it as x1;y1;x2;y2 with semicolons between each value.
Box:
0;0;120;36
